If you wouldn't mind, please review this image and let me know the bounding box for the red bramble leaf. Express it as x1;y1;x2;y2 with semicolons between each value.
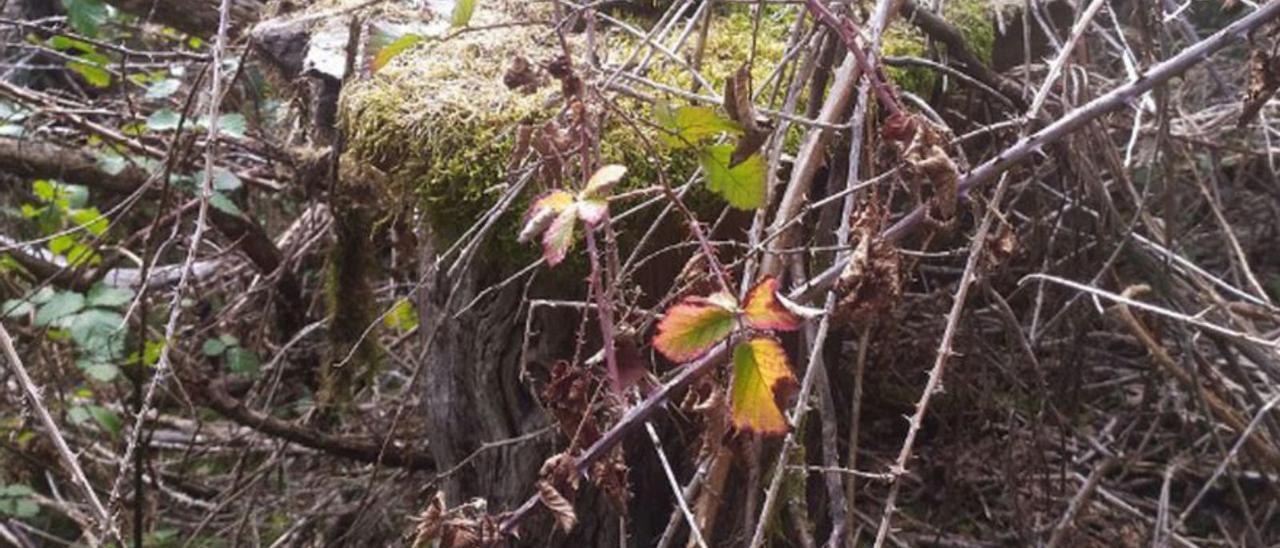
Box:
730;337;796;434
741;276;801;331
652;293;736;363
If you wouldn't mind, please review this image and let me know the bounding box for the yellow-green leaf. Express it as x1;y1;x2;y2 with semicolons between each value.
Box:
699;144;766;210
452;0;476;27
373;34;423;72
654;104;742;149
731;338;796;434
652;294;736;363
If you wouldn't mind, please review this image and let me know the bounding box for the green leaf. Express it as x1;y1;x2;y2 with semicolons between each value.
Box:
3;299;33;318
68;309;126;360
219;334;239;346
208;192;242;216
730;337;796;434
86;283;133;308
383;298;418;331
35;292;85;327
70;207;108;236
652;293;737;363
0;483;38;518
86;405;122;437
61;0;108;37
452;0;477;27
69;61;111;88
699;144;766;210
146;109;182;131
201;338;227;356
373;34;424;72
196;167;241;191
145;78;181;99
654;104;741;149
143;339;165;366
217;113;246;138
81;363;118;382
225;346;260;375
95;149;128;175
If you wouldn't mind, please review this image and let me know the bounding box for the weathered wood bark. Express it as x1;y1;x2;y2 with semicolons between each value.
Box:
415;236;621;545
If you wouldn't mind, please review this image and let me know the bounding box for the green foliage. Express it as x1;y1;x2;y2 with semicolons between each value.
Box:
61;0;108;37
201;334;260;376
0;484;38;518
5;283;133;382
383;298;419;331
452;0;477;27
21;179;106;266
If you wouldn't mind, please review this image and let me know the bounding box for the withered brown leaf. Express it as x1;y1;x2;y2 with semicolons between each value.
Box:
723;64;772;168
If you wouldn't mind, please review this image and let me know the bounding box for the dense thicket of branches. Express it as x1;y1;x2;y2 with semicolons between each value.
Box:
2;0;1280;547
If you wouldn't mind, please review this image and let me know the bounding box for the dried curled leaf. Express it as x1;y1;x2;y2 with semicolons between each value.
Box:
900;115;960;225
723;64;771;168
730;337;797;434
538;453;580;533
742;276;802;331
1239;47;1280;127
411;494;501;548
652;293;737;363
834;204;901;326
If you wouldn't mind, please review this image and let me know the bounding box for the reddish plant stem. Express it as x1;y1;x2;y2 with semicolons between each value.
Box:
498;0;1280;535
803;0;902;118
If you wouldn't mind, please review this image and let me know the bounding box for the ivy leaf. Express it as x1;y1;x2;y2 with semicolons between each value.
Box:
742;276;802;331
35;292;85;327
518;190;574;244
541;205;577;267
654;104;741;149
81;362;118;381
700;144;766;210
583;164;626;198
652;293;737;363
730;337;796;434
452;0;476;27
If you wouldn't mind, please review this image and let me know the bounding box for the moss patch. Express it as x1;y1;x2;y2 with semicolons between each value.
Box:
884;0;995;96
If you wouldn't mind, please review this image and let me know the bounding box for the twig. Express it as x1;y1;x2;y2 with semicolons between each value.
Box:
793;0;1280;303
105;0;237;534
871;172;1014;547
1044;458;1114;548
0;322;119;545
644;422;709;548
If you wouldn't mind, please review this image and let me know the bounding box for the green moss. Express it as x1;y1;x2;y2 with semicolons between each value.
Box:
320;159;384;405
884;0;995;96
340;3;793;271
